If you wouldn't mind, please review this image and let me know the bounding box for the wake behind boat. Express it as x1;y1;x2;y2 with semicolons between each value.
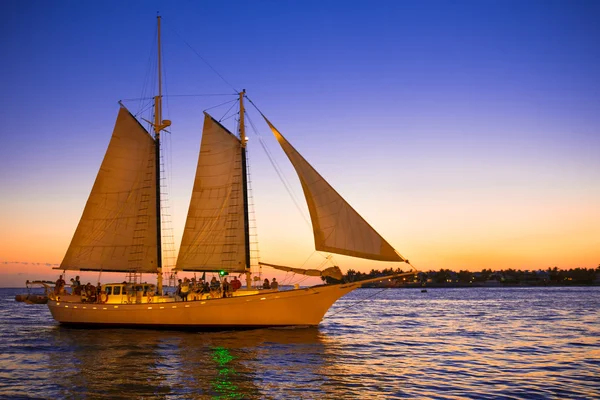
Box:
44;16;417;329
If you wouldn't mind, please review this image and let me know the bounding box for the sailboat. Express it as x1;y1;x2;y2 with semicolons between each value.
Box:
46;17;416;329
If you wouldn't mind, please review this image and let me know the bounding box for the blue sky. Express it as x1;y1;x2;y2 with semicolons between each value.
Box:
1;0;598;286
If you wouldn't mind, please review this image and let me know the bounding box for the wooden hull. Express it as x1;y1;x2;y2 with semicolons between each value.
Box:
47;283;361;330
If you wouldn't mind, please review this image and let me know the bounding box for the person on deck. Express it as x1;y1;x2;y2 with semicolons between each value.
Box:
180;278;190;301
231;276;242;292
96;282;103;303
176;279;183;298
210;277;220;290
262;278;271;290
222;278;230;298
209;277;221;298
55;275;66;295
85;282;96;303
73;276;82;295
271;278;279;290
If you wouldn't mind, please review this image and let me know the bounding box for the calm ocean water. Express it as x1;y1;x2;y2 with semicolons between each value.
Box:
0;287;598;399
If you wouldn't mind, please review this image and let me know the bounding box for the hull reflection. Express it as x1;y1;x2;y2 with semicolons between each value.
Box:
46;326;329;398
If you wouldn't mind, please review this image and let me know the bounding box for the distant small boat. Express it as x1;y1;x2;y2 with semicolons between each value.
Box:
15;280;53;304
421;289;428;293
15;294;48;304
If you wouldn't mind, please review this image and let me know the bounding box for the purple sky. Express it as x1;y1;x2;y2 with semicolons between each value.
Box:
1;0;599;286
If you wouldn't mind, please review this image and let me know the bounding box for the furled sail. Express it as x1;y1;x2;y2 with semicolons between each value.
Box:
264;117;405;262
259;262;343;280
175;113;247;272
60;107;158;272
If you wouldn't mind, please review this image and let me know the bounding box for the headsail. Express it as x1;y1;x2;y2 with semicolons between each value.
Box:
175;113;247;273
264;117;405;262
60;107;158;272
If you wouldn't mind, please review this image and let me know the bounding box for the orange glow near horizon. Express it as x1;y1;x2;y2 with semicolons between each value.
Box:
1;179;598;288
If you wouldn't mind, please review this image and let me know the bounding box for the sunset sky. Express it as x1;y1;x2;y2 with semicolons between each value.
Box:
1;0;599;287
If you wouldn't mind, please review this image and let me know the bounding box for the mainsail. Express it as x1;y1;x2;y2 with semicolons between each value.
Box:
175;113;247;273
264;118;405;262
60;107;158;272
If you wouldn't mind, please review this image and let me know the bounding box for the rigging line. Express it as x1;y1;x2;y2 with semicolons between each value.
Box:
298;252;317;270
316;255;333;269
217;101;239;124
161;35;175;242
406;261;419;273
139;62;156;119
162;18;238;94
256;133;312;229
326;287;390;318
245;95;268;120
137;22;157;117
204;98;238;113
296;275;311;285
245;147;261;266
165;94;238;98
134;102;154;118
245;113;312;229
121;97;156;102
275;270;311;286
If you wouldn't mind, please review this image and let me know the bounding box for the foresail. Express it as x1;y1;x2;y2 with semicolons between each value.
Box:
264;118;405;262
175;113;247;273
60;107;158;273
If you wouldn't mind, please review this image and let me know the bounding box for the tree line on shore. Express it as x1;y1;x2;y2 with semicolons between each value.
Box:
322;265;600;286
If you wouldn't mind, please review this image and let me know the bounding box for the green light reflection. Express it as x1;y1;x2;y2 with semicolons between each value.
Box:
211;346;242;399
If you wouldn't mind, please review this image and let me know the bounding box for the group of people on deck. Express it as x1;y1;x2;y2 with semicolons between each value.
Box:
174;275;280;301
176;276;243;301
79;282;103;303
54;275;103;303
262;277;278;290
56;273;282;304
55;275;82;295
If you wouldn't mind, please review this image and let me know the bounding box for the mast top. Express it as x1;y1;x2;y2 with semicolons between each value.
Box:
239;90;247;147
152;14;170;136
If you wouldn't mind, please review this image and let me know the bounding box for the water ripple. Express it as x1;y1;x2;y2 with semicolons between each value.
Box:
0;287;599;399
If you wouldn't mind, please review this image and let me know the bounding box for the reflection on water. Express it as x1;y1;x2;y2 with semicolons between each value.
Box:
211;347;238;398
41;326;328;399
1;287;599;399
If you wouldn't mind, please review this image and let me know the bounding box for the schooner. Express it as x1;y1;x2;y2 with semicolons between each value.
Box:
46;16;416;329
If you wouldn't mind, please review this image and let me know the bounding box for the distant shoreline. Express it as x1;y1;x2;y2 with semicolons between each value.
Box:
4;283;599;290
361;282;600;289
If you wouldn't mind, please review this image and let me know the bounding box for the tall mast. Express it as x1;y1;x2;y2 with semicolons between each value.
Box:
153;15;170;295
239;90;252;289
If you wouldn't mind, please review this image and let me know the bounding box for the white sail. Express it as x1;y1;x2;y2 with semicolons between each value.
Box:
60;107;158;272
264;118;405;262
175;113;247;273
